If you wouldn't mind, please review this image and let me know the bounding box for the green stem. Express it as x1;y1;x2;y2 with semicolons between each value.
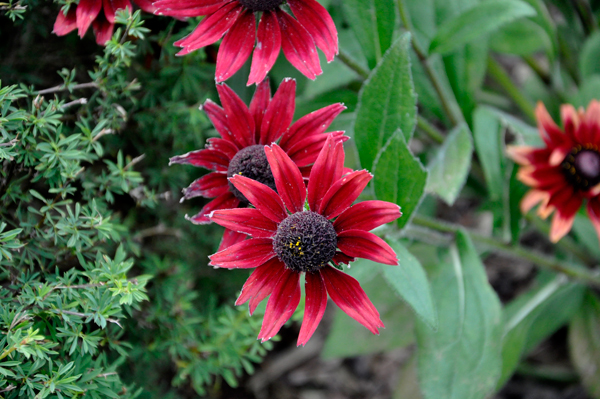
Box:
411;215;600;288
487;56;536;123
417;115;444;144
337;49;369;80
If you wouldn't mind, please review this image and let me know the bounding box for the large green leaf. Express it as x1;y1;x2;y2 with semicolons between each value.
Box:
490;19;551;55
354;33;417;171
341;0;396;69
381;239;438;330
426;123;473;205
569;292;600;399
579;32;600;79
429;0;537;55
416;231;503;399
373;131;427;229
473;107;504;200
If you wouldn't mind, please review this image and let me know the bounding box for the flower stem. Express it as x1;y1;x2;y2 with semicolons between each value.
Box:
337;49;369;80
417;116;445;144
487;56;536;123
411;215;600;288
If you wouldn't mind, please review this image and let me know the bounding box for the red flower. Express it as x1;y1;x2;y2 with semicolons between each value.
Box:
53;0;155;45
169;78;347;250
508;101;600;243
153;0;338;85
207;135;402;345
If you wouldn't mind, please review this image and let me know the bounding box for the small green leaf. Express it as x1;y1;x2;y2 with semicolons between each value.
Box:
426;123;473;205
473;107;504;200
429;0;537;55
490;19;551;55
579;31;600;79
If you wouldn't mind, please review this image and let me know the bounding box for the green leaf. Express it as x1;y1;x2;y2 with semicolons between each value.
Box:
473;107;504;200
569;291;600;399
579;31;600;79
381;239;437;330
416;231;503;399
373;130;427;229
490;19;551;55
426;123;473;205
341;0;396;69
429;0;537;55
354;33;417;171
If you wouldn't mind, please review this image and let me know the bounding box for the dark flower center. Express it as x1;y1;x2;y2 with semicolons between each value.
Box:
237;0;285;11
561;145;600;190
273;211;337;273
227;145;276;203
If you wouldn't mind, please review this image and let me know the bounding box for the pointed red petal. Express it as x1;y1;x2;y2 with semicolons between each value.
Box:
280;103;346;150
53;6;78;36
103;0;131;23
206;137;238;159
183;172;229;200
202;100;243;149
216;10;256;83
209;208;278;238
217;228;247;251
307;135;344;212
169;148;230;171
154;0;225;17
332;252;354;266
536;102;565;146
76;0;103;37
337;229;398;265
216;83;255;147
276;10;322;80
319;170;372;219
248;11;282;86
549;196;581;243
249;78;271;142
258;268;301;342
320;266;383;334
132;0;155;13
287;131;348;167
236;258;287;314
229;175;288;222
92;16;114;45
186;192;239;224
288;0;338;62
209;238;275;268
264;144;306;213
334;200;402;233
297;271;328;346
587;198;600;244
259;78;296;144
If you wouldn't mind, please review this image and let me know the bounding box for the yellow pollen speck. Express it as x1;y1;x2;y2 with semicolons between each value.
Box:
570;167;576;174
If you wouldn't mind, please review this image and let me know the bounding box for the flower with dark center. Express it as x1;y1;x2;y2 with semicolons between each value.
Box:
53;0;155;45
153;0;338;85
507;101;600;243
207;136;402;346
169;78;348;250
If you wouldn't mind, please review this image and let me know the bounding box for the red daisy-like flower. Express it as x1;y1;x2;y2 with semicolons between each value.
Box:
207;135;402;346
508;101;600;243
53;0;155;45
153;0;338;85
169;78;347;250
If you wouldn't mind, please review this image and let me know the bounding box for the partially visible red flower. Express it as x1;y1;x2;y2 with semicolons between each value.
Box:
508;101;600;243
153;0;338;85
53;0;156;45
169;78;347;250
207;135;402;346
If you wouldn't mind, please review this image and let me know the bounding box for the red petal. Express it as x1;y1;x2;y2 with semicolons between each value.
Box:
217;228;247;251
202;100;243;149
209;208;278;238
169;148;230;171
154;0;225;17
276;10;322;80
236;257;287;314
53;7;77;36
319;170;372;219
258;268;301;342
287;131;347;167
206;137;238;159
332;252;354;265
76;0;103;37
264;144;306;213
186;192;239;224
280;103;346;150
174;3;242;54
209;238;275;268
248;11;282;86
216;10;256;83
259;78;296;144
92;16;114;45
297;271;328;346
320;266;383;334
288;0;338;62
549;196;581;243
249;78;271;142
229;175;288;222
580;100;600;143
307;135;344;212
132;0;155;13
536;102;565;146
337;229;398;265
183;172;228;200
334;200;402;233
587;198;600;244
216;83;255;147
103;0;131;23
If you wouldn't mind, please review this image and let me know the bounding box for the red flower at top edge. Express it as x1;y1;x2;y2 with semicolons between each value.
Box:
169;78;348;251
53;0;155;45
153;0;338;85
207;135;402;346
508;101;600;243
